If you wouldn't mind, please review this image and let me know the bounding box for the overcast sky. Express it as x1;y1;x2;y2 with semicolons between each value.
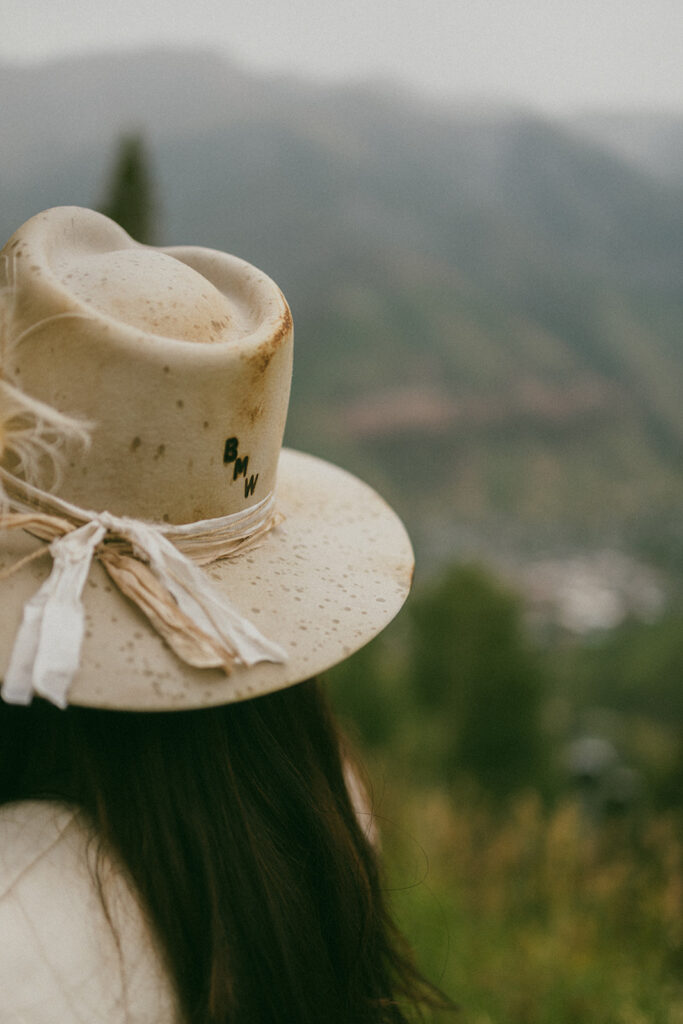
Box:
1;0;681;114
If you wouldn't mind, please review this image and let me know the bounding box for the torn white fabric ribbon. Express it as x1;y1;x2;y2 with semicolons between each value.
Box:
3;520;106;707
0;471;287;708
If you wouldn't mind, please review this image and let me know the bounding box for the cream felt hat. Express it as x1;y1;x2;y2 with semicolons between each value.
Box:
0;207;413;711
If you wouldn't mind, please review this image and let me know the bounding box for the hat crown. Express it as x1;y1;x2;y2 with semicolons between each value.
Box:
0;207;293;524
52;247;236;342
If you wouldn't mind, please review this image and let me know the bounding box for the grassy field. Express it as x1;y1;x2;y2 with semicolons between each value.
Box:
372;779;683;1024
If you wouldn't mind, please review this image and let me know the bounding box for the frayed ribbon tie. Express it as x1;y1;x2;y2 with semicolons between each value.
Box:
1;503;287;708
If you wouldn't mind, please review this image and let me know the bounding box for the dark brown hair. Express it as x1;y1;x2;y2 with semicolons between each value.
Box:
0;680;450;1023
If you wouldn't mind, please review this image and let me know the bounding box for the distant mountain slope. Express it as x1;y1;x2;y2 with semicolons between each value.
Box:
1;50;681;568
569;112;683;187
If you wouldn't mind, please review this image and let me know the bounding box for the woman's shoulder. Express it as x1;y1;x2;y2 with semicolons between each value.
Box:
0;799;181;1024
0;800;79;895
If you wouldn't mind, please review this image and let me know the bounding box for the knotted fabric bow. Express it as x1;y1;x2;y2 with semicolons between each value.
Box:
0;468;287;708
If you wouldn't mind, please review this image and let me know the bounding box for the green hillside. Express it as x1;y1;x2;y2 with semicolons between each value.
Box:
1;53;681;569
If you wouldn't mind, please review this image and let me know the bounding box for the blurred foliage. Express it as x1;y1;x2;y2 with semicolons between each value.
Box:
328;561;683;809
329;564;547;799
408;565;546;797
547;609;683;724
545;606;683;810
99;134;157;244
328;560;683;1019
382;784;683;1024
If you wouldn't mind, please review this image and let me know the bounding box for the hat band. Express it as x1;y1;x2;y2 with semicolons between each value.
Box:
0;468;287;708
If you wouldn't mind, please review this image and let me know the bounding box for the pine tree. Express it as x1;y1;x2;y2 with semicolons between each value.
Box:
99;134;157;244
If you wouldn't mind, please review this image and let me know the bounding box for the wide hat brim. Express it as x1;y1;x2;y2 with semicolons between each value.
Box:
0;449;413;710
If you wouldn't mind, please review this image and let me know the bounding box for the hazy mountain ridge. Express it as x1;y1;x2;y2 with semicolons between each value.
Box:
1;50;681;569
570;111;683;186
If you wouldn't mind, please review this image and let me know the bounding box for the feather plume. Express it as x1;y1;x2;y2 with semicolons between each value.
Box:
0;380;92;511
0;262;93;510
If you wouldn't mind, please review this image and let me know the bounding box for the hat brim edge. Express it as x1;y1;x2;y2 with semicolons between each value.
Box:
0;449;414;711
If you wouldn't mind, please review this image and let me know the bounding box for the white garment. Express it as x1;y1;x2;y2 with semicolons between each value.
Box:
0;801;181;1024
